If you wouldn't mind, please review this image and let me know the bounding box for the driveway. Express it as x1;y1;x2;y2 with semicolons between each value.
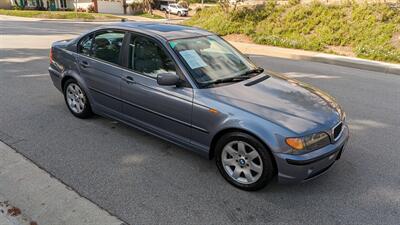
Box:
0;19;399;225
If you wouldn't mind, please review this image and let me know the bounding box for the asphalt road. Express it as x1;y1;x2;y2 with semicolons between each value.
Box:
1;19;399;225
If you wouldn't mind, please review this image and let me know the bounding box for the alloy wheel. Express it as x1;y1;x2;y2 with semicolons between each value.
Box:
221;141;263;184
66;83;86;114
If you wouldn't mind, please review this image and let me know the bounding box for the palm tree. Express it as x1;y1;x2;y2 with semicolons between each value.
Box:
122;0;127;14
143;0;153;15
92;0;98;12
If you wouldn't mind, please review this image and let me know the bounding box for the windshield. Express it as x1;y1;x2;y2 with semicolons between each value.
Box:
169;36;258;87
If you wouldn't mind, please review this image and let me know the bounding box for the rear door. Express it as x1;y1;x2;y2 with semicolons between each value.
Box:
77;29;126;114
120;33;194;143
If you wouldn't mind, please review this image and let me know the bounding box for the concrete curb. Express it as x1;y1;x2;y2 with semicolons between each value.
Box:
229;41;400;75
0;141;126;225
0;15;119;24
0;14;178;24
296;53;400;75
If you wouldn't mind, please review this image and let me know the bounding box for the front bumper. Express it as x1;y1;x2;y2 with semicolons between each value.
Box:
274;124;349;184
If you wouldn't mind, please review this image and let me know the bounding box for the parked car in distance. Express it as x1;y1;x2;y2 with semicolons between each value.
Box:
48;22;349;191
160;3;188;16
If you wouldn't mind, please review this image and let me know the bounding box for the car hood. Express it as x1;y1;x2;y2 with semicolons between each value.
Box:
205;72;343;134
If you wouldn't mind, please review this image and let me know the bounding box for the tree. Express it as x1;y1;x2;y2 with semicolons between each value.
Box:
219;0;242;13
143;0;153;15
92;0;99;13
122;0;127;14
218;0;229;13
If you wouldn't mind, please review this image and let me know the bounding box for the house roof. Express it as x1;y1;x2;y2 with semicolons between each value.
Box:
105;22;213;40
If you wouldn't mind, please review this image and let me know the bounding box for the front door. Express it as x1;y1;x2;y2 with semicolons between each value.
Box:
77;29;126;114
120;34;193;143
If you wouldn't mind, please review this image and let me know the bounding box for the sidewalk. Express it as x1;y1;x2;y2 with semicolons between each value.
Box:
230;41;400;75
0;193;32;225
0;141;125;225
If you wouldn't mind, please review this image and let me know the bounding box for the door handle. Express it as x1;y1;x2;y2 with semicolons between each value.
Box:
123;76;135;84
79;61;89;68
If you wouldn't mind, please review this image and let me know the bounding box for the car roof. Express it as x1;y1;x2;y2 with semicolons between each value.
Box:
101;22;213;41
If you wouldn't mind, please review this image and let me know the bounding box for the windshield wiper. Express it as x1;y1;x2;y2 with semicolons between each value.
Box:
200;67;265;88
239;67;264;77
201;76;247;87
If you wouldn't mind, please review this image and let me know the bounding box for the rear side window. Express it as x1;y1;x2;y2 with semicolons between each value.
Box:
78;34;94;56
92;31;125;65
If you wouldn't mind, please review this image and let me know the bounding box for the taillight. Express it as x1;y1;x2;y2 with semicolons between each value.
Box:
50;48;53;64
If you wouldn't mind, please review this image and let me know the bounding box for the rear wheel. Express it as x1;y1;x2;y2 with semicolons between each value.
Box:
63;79;92;118
215;132;274;191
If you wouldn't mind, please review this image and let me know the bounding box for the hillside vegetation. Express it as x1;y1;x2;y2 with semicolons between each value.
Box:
185;2;400;63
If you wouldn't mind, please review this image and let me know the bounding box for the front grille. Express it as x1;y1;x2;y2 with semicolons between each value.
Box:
333;122;343;141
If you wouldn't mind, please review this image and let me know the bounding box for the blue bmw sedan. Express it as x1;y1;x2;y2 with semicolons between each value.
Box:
49;22;349;191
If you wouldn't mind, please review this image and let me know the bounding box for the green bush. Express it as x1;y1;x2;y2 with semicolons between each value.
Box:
0;9;118;20
185;3;400;63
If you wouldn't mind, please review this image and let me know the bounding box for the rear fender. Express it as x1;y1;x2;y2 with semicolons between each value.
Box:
61;70;94;107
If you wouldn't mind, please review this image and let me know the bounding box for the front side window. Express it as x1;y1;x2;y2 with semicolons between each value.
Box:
129;36;176;78
92;31;125;64
78;34;94;56
169;35;257;87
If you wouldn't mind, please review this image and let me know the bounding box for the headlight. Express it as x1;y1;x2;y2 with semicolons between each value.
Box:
303;132;331;151
286;132;331;154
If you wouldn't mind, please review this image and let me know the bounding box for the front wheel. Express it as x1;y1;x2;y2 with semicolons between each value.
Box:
63;79;92;118
215;132;275;191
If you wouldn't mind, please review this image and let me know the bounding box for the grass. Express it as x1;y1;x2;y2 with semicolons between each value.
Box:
135;12;164;19
0;9;119;20
185;2;400;63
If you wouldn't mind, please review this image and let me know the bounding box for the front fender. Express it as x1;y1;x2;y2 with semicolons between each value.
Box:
211;114;291;154
192;91;296;156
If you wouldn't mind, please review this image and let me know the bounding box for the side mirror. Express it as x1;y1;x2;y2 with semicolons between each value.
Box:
157;73;180;86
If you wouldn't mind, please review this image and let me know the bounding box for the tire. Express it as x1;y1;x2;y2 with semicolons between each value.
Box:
63;79;92;119
215;132;275;191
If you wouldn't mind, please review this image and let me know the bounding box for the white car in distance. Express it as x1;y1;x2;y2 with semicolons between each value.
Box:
160;3;188;17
